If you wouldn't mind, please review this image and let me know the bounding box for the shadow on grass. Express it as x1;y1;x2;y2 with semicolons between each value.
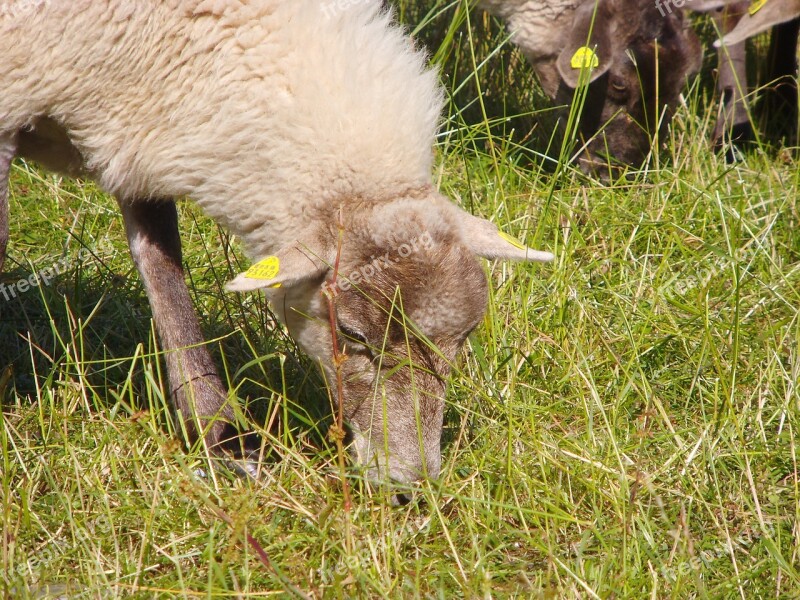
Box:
0;249;334;465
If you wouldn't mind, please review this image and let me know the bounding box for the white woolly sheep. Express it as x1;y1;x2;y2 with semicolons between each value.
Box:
480;0;702;172
0;0;553;502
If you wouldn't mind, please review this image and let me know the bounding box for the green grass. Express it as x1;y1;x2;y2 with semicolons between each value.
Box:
3;1;800;598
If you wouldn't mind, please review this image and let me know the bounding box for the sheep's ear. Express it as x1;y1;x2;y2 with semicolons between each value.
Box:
556;0;613;88
456;212;554;262
716;0;800;46
226;244;333;292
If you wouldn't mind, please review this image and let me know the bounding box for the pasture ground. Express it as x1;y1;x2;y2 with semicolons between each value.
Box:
2;1;800;597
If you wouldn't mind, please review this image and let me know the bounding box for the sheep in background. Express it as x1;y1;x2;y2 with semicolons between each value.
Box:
714;0;800;44
693;0;799;153
480;0;702;173
716;0;799;142
0;0;553;502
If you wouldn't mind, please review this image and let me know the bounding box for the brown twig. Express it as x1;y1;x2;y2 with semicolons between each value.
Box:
322;207;353;514
202;498;310;600
161;437;308;596
171;462;309;599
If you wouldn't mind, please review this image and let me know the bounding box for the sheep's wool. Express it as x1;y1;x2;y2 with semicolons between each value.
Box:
479;0;583;60
0;0;444;258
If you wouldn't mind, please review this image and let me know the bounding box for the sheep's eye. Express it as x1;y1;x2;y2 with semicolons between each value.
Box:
609;78;629;100
338;323;369;347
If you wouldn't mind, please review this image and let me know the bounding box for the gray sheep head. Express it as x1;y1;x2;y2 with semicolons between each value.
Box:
228;190;552;502
499;0;702;173
554;0;702;172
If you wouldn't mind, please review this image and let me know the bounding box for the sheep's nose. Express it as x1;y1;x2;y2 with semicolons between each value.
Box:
385;451;439;506
391;490;416;506
388;476;422;506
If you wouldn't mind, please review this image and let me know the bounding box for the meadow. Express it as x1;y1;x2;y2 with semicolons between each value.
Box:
2;1;800;597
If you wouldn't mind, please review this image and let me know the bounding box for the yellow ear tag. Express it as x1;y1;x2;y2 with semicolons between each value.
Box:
244;256;281;285
748;0;767;14
570;46;599;70
498;231;527;250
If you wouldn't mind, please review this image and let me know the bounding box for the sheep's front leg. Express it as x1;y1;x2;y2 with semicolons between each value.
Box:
120;200;259;475
0;131;17;271
762;19;800;140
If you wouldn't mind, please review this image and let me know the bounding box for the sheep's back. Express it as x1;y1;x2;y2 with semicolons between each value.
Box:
0;0;444;254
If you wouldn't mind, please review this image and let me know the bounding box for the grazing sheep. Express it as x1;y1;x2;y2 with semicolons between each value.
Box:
715;0;800;44
693;0;799;152
710;2;754;150
480;0;703;172
0;0;553;501
716;0;799;143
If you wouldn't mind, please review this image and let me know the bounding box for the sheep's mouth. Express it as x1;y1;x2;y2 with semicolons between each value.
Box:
577;140;652;180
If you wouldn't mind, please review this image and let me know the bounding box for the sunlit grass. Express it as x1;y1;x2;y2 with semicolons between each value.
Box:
2;1;799;598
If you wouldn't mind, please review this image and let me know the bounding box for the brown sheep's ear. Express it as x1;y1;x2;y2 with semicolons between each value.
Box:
226;243;334;292
716;0;800;46
556;0;613;88
455;210;554;262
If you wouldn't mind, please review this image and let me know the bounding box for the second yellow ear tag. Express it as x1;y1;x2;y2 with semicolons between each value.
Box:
498;231;527;250
570;46;599;70
748;0;767;14
245;256;280;280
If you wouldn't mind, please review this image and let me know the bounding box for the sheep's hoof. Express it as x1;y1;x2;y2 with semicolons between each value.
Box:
211;428;265;480
713;122;755;163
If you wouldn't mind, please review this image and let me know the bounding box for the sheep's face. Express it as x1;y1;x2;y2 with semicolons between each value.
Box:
552;0;701;174
326;234;488;493
227;193;554;502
